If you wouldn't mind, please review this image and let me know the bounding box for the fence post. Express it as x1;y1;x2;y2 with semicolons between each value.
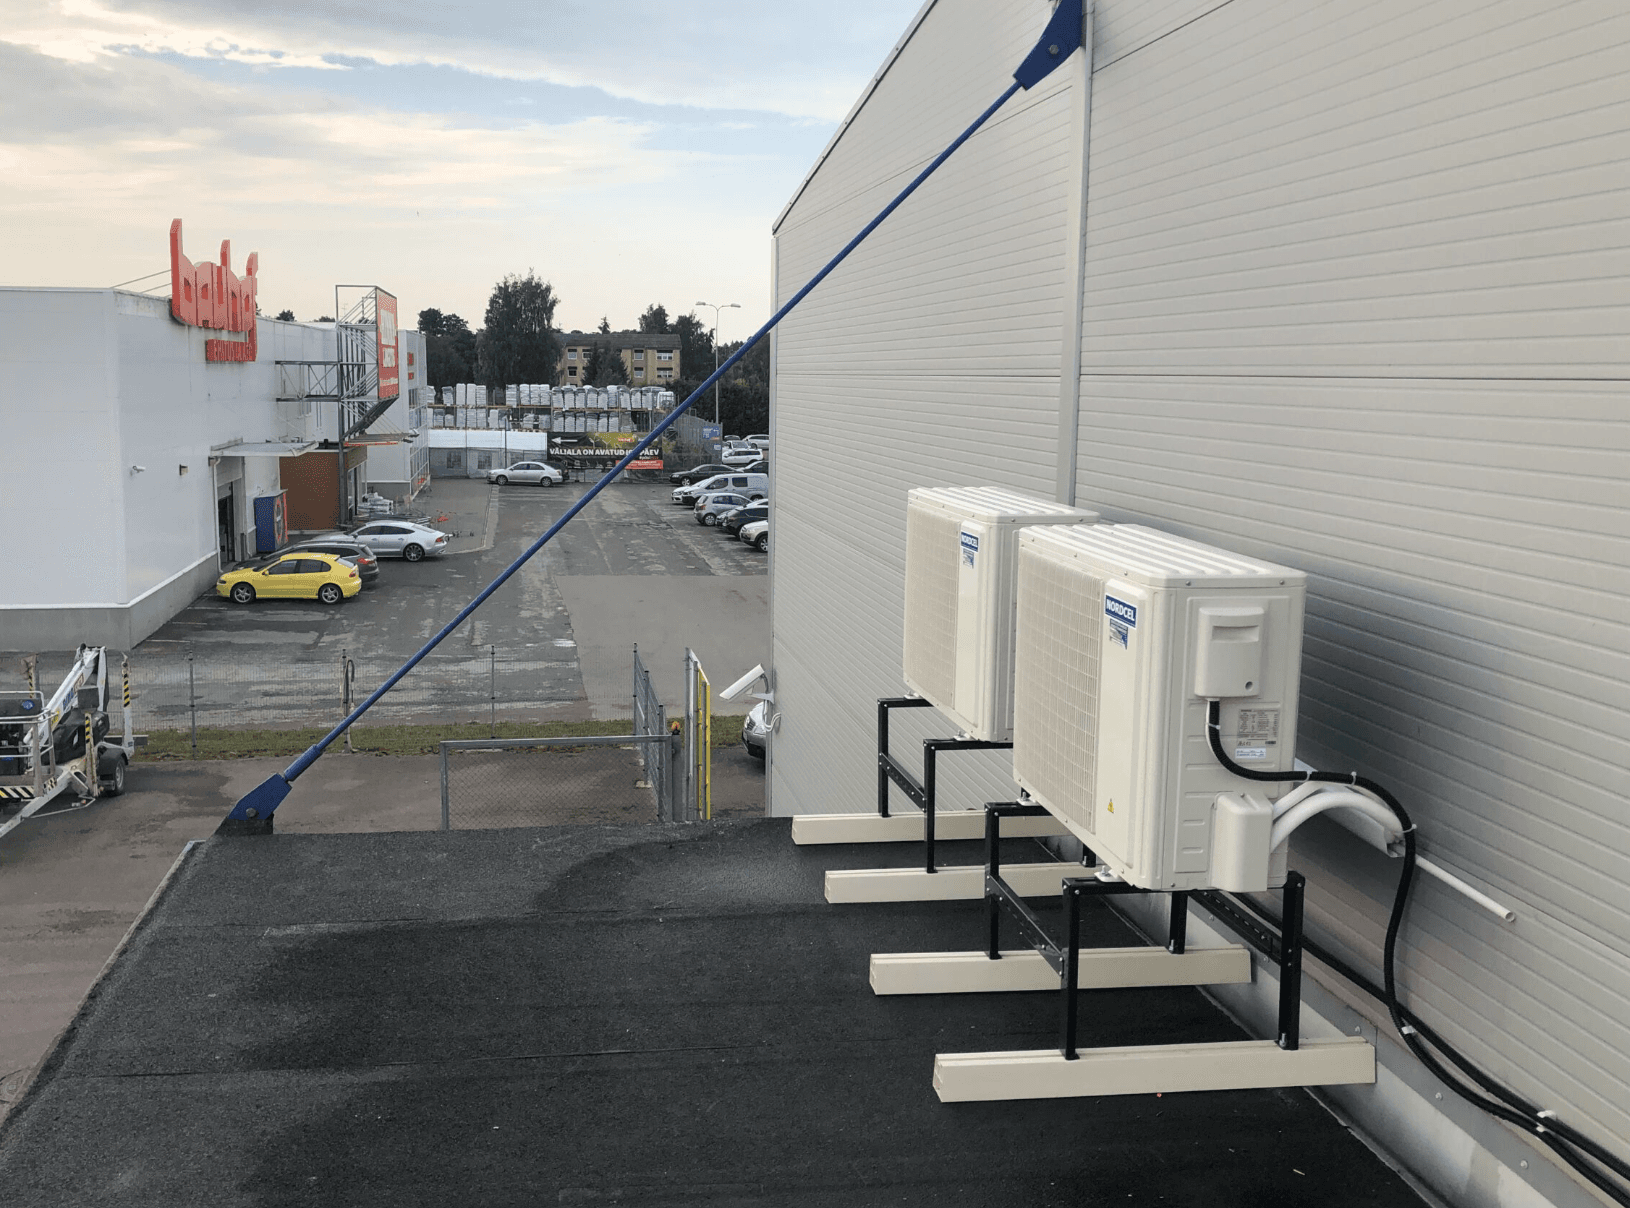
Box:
187;647;198;758
682;649;696;822
489;644;497;738
341;648;354;753
439;741;451;831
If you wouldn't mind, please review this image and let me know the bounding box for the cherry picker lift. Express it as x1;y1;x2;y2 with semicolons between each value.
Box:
0;646;139;844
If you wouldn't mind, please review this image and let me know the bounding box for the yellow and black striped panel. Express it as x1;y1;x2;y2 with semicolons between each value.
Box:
0;786;38;801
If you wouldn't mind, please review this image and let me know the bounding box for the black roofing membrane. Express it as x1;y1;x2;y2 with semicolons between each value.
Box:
0;821;1422;1207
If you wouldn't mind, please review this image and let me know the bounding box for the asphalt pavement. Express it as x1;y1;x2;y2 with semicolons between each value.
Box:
1;477;770;728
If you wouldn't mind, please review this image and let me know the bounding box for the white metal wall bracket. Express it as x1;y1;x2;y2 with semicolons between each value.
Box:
825;861;1076;904
933;1037;1375;1102
869;945;1251;995
793;809;1064;845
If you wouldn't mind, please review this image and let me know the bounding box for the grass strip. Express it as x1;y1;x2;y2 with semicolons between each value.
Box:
140;714;746;761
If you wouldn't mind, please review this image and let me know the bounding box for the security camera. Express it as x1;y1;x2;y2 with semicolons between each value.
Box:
719;664;766;702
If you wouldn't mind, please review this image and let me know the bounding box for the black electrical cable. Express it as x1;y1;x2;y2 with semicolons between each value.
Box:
1204;700;1630;1205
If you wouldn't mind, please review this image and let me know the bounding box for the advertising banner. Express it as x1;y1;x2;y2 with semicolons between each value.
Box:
376;289;400;400
549;432;645;462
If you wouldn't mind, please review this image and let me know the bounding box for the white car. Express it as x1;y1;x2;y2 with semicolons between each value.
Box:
487;461;563;487
672;473;768;506
695;492;753;525
739;519;769;552
743;434;770;451
347;520;450;562
720;445;761;469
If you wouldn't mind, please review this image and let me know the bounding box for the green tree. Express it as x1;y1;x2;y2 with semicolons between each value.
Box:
274;309;295;322
584;340;629;386
672;313;712;383
709;338;770;433
597;315;612;335
638;304;670;334
418;307;477;388
476;272;560;389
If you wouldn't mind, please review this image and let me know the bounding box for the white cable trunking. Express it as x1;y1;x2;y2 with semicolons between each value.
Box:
902;487;1097;742
1011;525;1307;893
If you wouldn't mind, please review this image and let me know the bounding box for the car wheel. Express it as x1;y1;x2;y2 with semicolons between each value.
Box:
403;544;425;562
318;583;343;605
230;583;256;604
755;533;769;552
99;753;126;796
494;475;508;485
702;513;717;526
681;477;693;486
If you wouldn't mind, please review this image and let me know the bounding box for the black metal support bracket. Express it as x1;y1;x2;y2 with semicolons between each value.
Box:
1192;877;1309;1051
875;696;1011;873
982;802;1311;1059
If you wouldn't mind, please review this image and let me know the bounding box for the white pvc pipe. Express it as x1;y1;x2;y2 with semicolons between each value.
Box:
1415;856;1516;922
1271;781;1325;819
1271;789;1403;851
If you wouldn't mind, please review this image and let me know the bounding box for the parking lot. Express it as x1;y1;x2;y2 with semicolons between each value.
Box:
5;477;770;729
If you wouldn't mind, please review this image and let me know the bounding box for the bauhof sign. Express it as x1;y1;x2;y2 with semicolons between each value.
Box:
169;219;259;362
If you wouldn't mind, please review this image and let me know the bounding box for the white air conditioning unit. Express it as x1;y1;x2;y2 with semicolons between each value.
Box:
1011;524;1306;892
902;487;1097;741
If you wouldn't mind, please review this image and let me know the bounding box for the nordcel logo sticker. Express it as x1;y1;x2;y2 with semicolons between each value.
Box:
1104;596;1137;627
960;531;979;568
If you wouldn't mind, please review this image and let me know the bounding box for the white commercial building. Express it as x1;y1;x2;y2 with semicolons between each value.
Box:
0;283;428;650
767;4;1628;1208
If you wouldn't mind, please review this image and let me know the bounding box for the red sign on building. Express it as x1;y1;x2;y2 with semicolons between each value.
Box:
169;220;259;362
376;289;400;400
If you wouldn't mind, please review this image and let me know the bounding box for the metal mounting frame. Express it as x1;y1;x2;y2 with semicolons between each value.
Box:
808;699;1072;903
792;697;1066;872
921;802;1374;1102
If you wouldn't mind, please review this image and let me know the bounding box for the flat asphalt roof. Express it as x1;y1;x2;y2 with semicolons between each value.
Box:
0;821;1424;1206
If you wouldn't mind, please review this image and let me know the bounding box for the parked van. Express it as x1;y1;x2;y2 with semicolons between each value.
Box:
672;473;768;506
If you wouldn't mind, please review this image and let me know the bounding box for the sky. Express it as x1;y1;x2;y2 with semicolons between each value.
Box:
0;0;924;335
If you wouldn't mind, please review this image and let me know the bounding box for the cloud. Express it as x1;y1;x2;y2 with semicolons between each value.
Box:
4;0;925;121
0;1;931;328
0;40;790;328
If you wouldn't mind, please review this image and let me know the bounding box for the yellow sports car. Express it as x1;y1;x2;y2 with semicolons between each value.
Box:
216;552;362;605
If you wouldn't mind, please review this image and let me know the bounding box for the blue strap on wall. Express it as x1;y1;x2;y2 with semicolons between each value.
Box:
224;1;1085;826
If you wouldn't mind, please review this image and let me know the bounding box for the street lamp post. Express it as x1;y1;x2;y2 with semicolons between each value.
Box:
694;301;740;427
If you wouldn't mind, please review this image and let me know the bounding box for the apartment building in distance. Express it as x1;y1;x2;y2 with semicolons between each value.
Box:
556;330;681;385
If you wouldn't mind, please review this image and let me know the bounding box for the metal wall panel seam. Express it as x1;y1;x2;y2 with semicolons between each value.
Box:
765;234;780;819
1053;0;1094;506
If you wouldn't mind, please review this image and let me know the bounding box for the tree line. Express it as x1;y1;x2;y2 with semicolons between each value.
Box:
415;278;769;434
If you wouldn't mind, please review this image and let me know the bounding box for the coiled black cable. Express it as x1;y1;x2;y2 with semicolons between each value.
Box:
1205;700;1630;1205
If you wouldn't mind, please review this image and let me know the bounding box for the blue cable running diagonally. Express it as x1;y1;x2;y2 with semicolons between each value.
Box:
226;1;1084;824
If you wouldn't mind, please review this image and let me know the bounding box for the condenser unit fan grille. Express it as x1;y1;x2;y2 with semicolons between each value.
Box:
1012;542;1102;835
901;500;961;708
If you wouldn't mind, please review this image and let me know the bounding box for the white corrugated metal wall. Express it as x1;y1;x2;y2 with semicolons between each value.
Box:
770;0;1630;1204
1075;0;1630;1188
770;0;1076;819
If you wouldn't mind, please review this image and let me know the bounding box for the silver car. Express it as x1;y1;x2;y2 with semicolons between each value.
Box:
695;492;753;526
347;520;450;562
487;461;563;486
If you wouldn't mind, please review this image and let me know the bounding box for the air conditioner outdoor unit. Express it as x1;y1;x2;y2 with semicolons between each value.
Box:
1011;524;1306;892
902;487;1097;741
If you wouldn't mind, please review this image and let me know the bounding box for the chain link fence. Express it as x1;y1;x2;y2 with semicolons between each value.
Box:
4;645;583;743
439;735;673;829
